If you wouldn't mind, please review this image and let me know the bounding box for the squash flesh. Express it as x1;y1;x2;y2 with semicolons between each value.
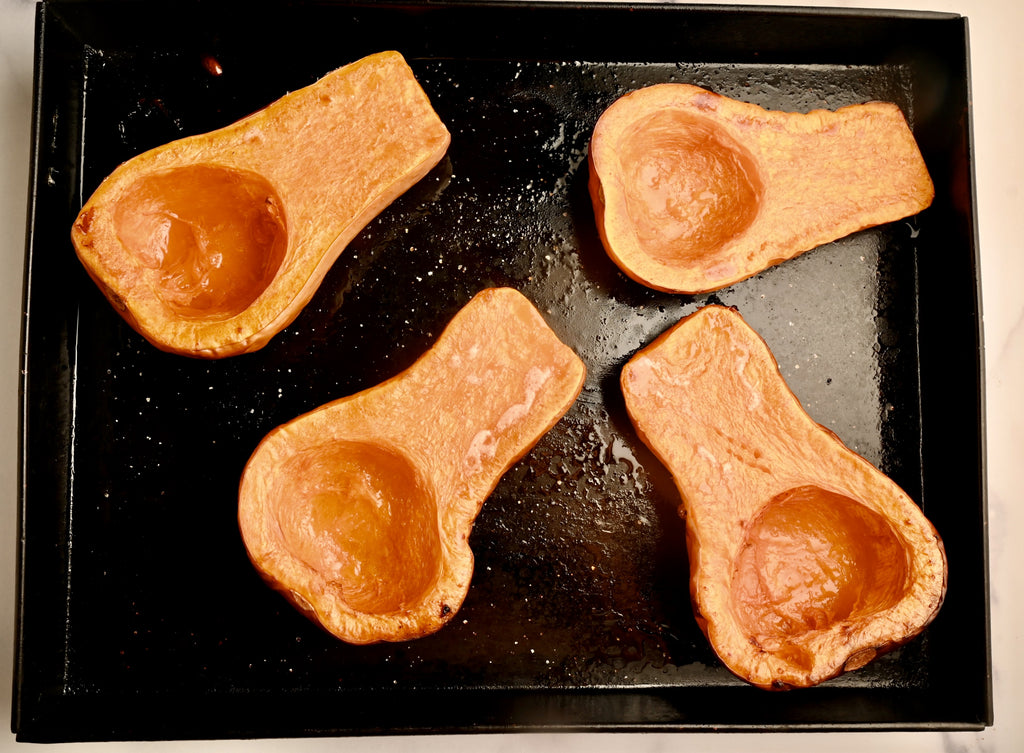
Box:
621;305;947;689
72;51;451;357
618;110;763;265
238;288;586;644
731;485;910;646
112;165;288;320
273;440;440;615
589;83;934;293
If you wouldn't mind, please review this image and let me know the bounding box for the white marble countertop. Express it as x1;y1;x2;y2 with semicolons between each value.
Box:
1;0;1019;750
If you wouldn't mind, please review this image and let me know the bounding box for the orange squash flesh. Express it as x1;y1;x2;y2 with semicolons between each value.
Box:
71;51;451;358
589;84;935;294
238;288;586;644
620;305;947;689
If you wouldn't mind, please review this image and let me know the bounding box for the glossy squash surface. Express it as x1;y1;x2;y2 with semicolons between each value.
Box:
620;305;947;689
589;84;934;293
72;51;450;357
238;288;586;644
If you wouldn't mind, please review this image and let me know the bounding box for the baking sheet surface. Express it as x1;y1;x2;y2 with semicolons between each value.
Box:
15;0;988;741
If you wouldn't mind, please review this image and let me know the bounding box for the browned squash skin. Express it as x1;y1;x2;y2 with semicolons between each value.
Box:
238;288;586;644
620;305;947;689
71;51;451;358
589;84;935;294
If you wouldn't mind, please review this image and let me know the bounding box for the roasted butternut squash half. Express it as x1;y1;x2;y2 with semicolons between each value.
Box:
589;84;934;293
71;51;450;358
238;288;586;644
621;305;947;689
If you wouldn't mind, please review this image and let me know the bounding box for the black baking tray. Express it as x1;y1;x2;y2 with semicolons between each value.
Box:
14;0;989;742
